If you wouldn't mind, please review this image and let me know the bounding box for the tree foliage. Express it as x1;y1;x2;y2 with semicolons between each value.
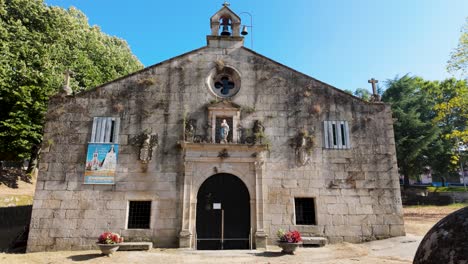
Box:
0;0;143;160
428;79;468;143
447;17;468;77
382;76;440;185
353;88;371;101
383;76;468;185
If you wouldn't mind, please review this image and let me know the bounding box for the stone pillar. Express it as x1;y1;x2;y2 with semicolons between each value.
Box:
211;22;220;36
232;22;240;37
179;161;193;248
254;159;268;249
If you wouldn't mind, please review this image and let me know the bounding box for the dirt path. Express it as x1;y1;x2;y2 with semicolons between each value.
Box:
0;243;412;264
403;205;465;236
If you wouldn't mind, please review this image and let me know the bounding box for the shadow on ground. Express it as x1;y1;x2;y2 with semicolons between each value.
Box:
250;251;284;257
67;253;104;261
0;168;31;189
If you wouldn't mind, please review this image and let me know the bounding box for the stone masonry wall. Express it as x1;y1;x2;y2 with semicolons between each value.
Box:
27;45;404;251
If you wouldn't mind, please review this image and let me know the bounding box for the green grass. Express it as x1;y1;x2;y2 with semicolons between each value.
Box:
427;186;468;192
0;195;33;207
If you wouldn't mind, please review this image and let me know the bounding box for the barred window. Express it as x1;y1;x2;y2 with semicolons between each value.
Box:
323;121;350;149
295;198;316;225
90;117;120;143
128;201;151;229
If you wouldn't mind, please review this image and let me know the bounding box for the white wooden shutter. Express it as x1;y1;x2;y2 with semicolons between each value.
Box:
324;120;350;149
324;121;329;148
90;117;120;143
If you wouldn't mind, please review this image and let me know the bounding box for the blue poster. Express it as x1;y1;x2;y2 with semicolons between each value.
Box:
84;143;119;184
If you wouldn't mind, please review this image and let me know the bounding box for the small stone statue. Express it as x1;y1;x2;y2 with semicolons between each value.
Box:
253;120;264;134
139;134;151;163
185;119;196;142
220;119;230;144
138;133;158;163
293;129;313;166
252;120;265;144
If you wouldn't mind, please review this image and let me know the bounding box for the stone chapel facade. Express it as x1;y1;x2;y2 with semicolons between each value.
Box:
27;5;405;252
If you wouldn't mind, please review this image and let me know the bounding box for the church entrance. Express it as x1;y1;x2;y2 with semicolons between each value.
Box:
196;173;250;250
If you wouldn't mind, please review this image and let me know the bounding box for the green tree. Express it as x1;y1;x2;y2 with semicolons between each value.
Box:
447;17;468;77
382;76;440;186
424;78;468;179
0;0;143;162
353;88;371;101
429;79;468;143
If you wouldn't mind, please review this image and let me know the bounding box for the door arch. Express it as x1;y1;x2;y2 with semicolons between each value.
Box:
196;173;250;250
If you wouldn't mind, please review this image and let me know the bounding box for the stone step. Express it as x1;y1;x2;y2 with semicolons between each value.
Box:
117;242;153;251
301;237;327;247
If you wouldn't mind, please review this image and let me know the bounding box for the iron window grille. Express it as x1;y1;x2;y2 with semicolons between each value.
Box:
128;201;151;229
295;198;316;225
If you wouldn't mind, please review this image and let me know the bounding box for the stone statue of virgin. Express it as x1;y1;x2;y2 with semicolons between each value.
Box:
220;119;230;144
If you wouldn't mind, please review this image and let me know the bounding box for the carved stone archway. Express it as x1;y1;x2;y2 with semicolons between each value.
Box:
179;142;267;249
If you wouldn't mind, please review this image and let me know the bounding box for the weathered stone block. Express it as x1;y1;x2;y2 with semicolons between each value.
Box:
355;204;373;215
389;224;405;236
44;181;67;191
372;225;390;237
327;204;348;215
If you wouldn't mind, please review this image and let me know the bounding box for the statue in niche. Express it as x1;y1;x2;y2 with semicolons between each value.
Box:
253;120;264;134
135;133;158;163
185;119;196;142
237;124;243;144
253;120;265;144
220;119;230;144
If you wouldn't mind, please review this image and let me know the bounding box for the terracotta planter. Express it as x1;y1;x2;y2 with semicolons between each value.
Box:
277;241;302;254
97;244;120;256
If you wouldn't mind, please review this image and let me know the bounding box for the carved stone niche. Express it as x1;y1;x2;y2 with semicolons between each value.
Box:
207;101;241;144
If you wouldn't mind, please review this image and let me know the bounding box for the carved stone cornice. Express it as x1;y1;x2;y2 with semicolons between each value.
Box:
180;142;268;152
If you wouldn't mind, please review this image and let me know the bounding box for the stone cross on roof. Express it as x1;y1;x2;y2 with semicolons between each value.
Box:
61;70;73;95
368;78;378;95
63;70;73;87
368;78;381;102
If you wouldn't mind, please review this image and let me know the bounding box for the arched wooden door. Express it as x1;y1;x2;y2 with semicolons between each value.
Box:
196;173;250;250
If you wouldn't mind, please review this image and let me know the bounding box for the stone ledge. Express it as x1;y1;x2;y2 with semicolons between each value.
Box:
117;242;153;251
302;237;327;247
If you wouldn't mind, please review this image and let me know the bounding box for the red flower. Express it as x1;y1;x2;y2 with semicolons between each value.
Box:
97;232;123;244
277;229;302;243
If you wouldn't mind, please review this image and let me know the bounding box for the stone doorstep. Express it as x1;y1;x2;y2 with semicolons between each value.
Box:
301;237;327;247
117;242;153;251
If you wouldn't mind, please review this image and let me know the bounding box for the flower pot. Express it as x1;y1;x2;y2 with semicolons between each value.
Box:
97;244;120;256
277;241;302;254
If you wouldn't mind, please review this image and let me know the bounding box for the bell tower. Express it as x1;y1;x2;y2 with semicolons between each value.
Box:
207;2;244;48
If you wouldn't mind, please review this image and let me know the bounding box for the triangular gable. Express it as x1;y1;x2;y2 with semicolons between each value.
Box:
210;6;241;23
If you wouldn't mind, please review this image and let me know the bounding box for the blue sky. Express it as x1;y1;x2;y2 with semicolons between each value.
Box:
45;0;467;92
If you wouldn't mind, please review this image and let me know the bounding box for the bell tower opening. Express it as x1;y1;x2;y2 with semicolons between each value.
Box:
219;16;232;36
209;2;241;37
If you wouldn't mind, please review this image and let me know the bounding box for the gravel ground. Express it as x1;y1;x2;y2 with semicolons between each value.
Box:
1;205;465;263
0;241;416;264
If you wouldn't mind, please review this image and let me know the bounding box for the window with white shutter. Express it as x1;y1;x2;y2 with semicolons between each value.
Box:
323;121;350;149
90;117;120;143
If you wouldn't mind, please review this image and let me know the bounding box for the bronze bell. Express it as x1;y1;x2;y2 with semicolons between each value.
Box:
241;25;248;36
220;25;231;36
